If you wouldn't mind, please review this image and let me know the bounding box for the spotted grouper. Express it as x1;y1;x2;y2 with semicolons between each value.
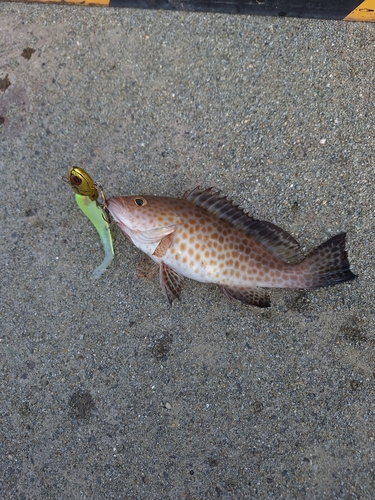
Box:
107;187;356;307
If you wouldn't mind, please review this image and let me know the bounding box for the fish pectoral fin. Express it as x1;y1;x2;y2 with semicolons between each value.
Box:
153;232;174;258
136;255;159;279
160;263;184;305
220;285;271;308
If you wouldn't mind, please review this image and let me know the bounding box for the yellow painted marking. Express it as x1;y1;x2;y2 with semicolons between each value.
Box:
23;0;109;5
344;0;375;21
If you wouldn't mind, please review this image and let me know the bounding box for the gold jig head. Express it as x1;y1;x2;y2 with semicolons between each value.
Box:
68;167;99;201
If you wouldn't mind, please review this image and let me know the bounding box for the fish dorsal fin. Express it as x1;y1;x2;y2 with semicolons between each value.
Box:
184;187;302;264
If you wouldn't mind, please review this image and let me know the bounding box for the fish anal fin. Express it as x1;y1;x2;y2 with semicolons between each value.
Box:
184;187;302;264
160;263;184;304
220;285;271;308
153;232;174;258
136;255;159;279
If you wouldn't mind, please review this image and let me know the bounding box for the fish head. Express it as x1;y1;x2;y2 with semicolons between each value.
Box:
107;196;181;244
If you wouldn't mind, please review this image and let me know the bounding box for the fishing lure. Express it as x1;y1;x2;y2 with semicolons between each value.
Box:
67;167;114;279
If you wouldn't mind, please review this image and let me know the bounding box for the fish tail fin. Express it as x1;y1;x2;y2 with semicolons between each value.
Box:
301;233;356;288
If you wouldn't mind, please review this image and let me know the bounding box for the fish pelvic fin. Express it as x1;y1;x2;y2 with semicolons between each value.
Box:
184;187;302;264
160;263;184;305
136;255;159;279
300;233;357;288
220;285;271;308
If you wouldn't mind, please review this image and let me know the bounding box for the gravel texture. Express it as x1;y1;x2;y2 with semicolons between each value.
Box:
1;4;374;499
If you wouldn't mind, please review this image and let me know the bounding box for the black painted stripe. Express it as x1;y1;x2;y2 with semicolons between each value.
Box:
8;0;373;21
108;0;361;19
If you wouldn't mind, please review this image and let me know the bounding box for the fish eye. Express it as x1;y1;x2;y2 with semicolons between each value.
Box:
70;175;82;185
134;197;147;207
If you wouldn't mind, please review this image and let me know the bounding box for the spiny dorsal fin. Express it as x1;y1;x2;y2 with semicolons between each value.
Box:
184;187;302;264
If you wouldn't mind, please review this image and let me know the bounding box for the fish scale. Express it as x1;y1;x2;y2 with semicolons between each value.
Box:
107;188;356;307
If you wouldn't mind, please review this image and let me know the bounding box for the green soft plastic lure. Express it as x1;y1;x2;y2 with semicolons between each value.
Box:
68;167;114;279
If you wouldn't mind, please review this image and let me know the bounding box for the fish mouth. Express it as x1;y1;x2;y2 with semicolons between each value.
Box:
107;198;135;233
107;198;126;219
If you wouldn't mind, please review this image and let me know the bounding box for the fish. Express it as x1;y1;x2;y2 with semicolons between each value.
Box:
107;187;356;307
67;167;114;278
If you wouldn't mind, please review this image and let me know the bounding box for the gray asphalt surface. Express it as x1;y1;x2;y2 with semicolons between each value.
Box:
1;3;375;499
